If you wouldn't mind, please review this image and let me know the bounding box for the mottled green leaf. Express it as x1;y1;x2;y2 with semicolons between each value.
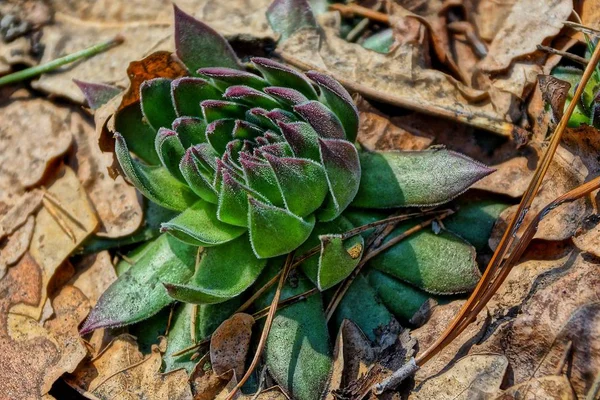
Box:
353;150;494;208
80;234;197;334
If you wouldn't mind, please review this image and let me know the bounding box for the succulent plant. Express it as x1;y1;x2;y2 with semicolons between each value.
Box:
76;2;501;399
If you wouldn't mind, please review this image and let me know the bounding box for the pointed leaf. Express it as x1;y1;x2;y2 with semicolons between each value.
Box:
317;233;363;291
114;103;160;165
368;221;481;294
73;80;121;110
173;117;207;147
306;71;359;142
206;118;235;154
161;199;245;246
171;77;221;117
155;128;186;182
240;153;285;207
224;85;282;109
140;78;178;131
217;168;251;227
115;133;198;211
232;120;264;140
173;4;241;73
198;67;269;90
165;234;267;304
180;149;218;203
80;234;197;334
318;138;361;221
248;197;316;258
352;150;495;208
264;153;328;217
266;0;318;42
294;101;345;139
264;86;309;106
246;107;279;130
252;57;318;99
278;121;321;161
201;100;248;123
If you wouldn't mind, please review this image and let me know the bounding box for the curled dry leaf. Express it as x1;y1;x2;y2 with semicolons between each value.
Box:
10;166;98;320
210;313;255;378
0;99;73;208
68;334;193;400
410;354;508;400
0;215;34;279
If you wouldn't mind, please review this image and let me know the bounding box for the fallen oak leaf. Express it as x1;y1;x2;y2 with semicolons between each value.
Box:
210;313;255;378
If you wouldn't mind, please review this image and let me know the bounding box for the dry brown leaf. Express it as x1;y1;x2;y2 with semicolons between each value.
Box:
572;215;600;258
476;0;572;72
70;251;117;306
410;354;508;400
210;313;255;378
10;166;98;320
493;375;576;399
69;334;193;400
0;215;34;279
69;111;143;237
472;152;537;198
0;189;42;234
0;99;73;207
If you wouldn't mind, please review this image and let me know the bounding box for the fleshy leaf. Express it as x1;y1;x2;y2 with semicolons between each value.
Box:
246;107;279;130
294;101;346;139
264;86;309;106
266;0;318;42
317;138;361;221
264;153;328;217
352;150;495;208
278;121;321;161
232;120;264;140
317;233;364;291
173;117;207;147
115;133;198;211
165;234;267;304
306;71;359;142
80;234;196;334
248;197;316;258
114;103;161;165
155;128;186;182
73;79;121;110
251;57;318;100
240;153;285;207
224;85;282;109
217;167;252;227
202;100;248;123
206;118;235;154
173;4;241;73
161;199;245;246
198;67;269;90
140;78;177;131
171;77;221;117
368;220;481;294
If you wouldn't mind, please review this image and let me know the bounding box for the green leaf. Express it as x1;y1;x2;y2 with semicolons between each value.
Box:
331;273;397;343
171;77;222;118
155;128;186;182
445;199;509;251
252;57;318;100
173;4;241;73
198;67;269;90
217;167;253;227
352;150;494;208
164;234;266;304
140;78;178;131
294;101;345;139
367;269;435;321
255;261;331;400
317;233;363;291
173;117;207;148
266;0;318;42
248;197;316;258
79;234;197;334
161;199;245;246
240;153;285;207
114;103;160;165
279;121;321;162
179;149;219;203
115;133;198;211
368;221;481;294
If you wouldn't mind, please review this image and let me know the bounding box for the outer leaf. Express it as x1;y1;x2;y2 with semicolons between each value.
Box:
114;103;161;165
252;57;318;99
368;221;481;294
264;86;309;106
256;261;332;400
161;199;245;246
317;233;363;291
331;273;397;343
73;80;121;110
171;77;221;117
352;150;494;208
155;128;186;182
173;4;241;73
294;101;345;139
306;71;359;142
266;0;318;42
79;234;197;334
164;234;267;304
318;138;361;221
115;133;197;211
367;269;435;321
224;85;281;109
140;78;177;131
198;67;269;90
248;197;316;258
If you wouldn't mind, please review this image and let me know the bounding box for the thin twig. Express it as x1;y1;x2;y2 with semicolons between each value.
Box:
0;35;124;86
329;3;390;24
225;252;296;400
42;198;76;242
252;288;319;320
563;21;600;37
536;44;588;65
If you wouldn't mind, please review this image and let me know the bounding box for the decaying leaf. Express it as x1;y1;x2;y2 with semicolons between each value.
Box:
68;334;193;399
0;189;43;236
0;215;34;279
70;251;118;306
572;215;600;258
210;313;255;378
10;166;98;320
493;375;576;399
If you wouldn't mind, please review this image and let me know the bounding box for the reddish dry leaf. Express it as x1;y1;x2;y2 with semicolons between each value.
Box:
210;313;255;378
